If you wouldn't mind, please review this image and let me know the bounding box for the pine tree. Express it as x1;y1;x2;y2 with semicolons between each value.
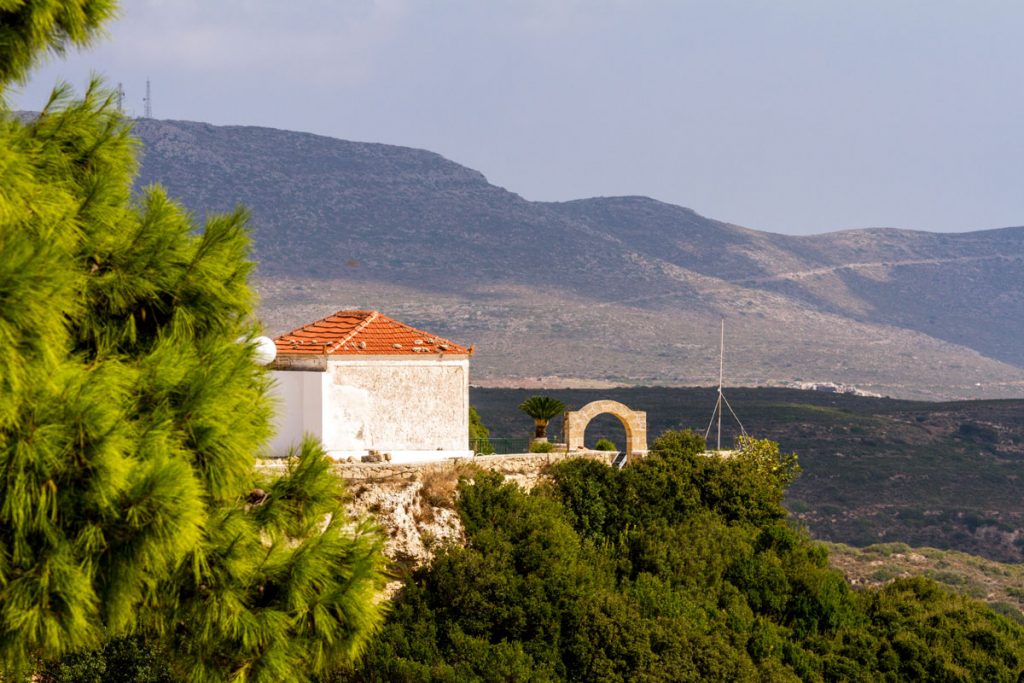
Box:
0;3;387;680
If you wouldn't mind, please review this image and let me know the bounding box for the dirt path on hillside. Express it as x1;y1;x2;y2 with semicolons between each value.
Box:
732;253;1024;286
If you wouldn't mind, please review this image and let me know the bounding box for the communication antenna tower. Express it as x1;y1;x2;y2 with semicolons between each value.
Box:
704;318;747;451
116;82;125;112
143;79;152;118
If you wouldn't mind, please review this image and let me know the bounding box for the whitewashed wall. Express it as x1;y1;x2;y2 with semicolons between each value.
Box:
268;355;471;463
267;370;324;457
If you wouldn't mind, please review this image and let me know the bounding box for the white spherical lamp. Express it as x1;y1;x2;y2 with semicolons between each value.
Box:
252;335;278;366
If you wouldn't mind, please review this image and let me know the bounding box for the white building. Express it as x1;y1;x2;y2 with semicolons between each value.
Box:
267;310;473;463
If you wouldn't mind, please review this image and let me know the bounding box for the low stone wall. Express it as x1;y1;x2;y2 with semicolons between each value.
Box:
468;451;617;489
256;450;617;489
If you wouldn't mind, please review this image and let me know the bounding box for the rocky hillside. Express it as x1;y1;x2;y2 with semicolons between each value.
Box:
827;542;1024;623
130;119;1024;399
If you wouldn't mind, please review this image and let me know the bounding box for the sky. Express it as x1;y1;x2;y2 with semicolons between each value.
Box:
9;0;1024;235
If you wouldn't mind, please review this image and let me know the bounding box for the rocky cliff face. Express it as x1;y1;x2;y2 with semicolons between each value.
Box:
258;453;614;582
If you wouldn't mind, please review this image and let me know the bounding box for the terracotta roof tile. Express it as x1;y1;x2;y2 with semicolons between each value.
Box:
274;310;471;356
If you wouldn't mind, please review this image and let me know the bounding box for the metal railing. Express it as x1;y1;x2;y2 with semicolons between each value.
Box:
470;437;529;455
470;435;566;455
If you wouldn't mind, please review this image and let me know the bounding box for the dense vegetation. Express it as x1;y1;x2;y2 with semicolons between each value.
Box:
340;431;1024;681
472;387;1024;562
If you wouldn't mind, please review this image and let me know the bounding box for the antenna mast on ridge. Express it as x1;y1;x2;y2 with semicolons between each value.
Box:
143;79;152;118
116;83;125;112
717;318;724;450
704;318;747;451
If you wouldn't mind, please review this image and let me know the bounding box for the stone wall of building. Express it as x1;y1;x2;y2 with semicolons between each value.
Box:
267;354;471;463
324;356;469;455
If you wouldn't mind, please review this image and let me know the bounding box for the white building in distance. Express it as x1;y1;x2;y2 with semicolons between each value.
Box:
267;310;473;464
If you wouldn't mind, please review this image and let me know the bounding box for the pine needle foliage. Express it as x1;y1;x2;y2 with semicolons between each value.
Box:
0;0;117;86
0;6;387;679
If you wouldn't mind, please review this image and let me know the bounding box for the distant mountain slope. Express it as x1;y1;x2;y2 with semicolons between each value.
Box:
130;119;1024;399
550;198;1024;367
133;119;613;290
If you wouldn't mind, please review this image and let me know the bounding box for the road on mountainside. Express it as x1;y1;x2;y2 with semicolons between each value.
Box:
732;253;1024;286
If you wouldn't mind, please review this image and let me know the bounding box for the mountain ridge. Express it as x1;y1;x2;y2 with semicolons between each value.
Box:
123;117;1024;400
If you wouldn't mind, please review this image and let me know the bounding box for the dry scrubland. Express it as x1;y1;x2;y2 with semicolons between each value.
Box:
257;276;1024;402
828;543;1024;622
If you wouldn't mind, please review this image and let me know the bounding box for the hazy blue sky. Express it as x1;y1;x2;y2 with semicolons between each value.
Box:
10;0;1024;235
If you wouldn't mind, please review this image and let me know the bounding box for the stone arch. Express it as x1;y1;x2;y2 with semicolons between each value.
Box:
564;400;647;457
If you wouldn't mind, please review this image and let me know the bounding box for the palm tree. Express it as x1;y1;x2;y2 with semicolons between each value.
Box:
518;395;566;442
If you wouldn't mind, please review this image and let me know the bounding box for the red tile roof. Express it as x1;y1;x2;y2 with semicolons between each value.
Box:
274;310;471;357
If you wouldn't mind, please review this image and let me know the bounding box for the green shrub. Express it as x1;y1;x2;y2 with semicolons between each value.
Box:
469;406;495;454
529;440;556;453
957;421;999;444
36;636;171;683
988;602;1024;624
869;566;906;583
594;438;617;451
865;542;912;557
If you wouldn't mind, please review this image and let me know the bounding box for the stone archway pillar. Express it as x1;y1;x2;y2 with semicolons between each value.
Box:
564;400;648;456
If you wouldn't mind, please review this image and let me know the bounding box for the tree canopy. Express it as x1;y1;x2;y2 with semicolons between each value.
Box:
0;3;387;680
343;431;1024;681
518;396;565;421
